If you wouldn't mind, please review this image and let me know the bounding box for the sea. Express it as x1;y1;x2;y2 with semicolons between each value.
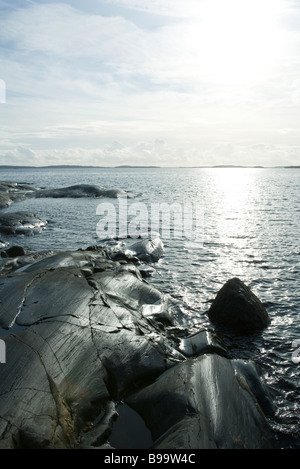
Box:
0;166;299;447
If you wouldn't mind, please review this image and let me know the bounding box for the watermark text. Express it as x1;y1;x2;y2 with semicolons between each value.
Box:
0;339;6;364
96;196;204;242
292;339;300;364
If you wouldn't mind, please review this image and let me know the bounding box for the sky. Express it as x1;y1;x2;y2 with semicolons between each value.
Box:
0;0;300;167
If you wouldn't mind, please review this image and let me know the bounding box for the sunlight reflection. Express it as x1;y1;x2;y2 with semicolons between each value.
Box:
205;168;260;276
210;168;256;211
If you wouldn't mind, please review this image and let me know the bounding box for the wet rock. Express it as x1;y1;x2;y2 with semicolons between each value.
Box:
0;249;278;449
138;265;156;278
80;401;118;448
0;249;182;448
177;330;228;358
0;181;35;209
35;184;125;199
127;354;275;449
0;240;9;249
0;250;54;275
108;237;164;264
207;278;270;334
233;359;276;417
0;181;36;192
0;194;12;209
125;238;164;263
0;211;47;235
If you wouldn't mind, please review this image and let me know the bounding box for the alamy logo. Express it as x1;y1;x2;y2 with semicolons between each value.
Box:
292;339;300;364
0;79;6;103
96;196;204;242
0;340;6;364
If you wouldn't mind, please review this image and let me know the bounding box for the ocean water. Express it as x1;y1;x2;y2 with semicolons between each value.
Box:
0;166;299;446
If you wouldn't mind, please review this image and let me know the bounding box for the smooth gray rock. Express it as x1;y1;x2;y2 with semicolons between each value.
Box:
126;238;164;263
0;211;47;235
0;240;9;249
35;184;125;199
0;181;35;209
208;277;270;334
138;265;156;278
0;249;278;449
0;181;36;192
127;354;275;449
177;330;227;358
0;250;54;275
109;238;164;264
0;249;182;448
0;194;12;209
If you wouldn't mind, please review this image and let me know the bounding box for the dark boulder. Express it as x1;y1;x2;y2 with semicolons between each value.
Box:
5;246;27;258
208;277;270;334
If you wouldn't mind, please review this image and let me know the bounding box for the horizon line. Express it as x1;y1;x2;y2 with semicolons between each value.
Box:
1;164;300;169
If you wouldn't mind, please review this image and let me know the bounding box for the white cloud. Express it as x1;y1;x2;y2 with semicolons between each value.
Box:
0;1;299;166
0;3;138;57
1;140;299;167
101;0;194;17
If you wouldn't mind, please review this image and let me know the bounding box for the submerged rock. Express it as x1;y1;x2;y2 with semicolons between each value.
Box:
35;184;125;199
0;211;47;235
207;277;270;334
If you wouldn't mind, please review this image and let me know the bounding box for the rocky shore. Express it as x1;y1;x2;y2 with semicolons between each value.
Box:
0;180;294;449
0;239;283;449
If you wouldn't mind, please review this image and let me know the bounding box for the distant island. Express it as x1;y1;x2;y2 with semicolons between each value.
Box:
212;165;264;168
115;165;160;168
0;165;160;169
0;164;299;170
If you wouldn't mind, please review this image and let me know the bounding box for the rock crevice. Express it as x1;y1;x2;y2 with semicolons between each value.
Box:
0;247;279;449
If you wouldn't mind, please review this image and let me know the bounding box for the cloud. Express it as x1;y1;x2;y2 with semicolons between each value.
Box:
100;0;197;17
1;140;299;168
0;1;299;166
0;146;40;165
0;3;143;95
0;3;138;57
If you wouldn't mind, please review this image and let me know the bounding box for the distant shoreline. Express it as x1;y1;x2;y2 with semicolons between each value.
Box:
0;165;299;170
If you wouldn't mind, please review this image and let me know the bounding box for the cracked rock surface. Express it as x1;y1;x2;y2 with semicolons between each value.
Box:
0;247;277;449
